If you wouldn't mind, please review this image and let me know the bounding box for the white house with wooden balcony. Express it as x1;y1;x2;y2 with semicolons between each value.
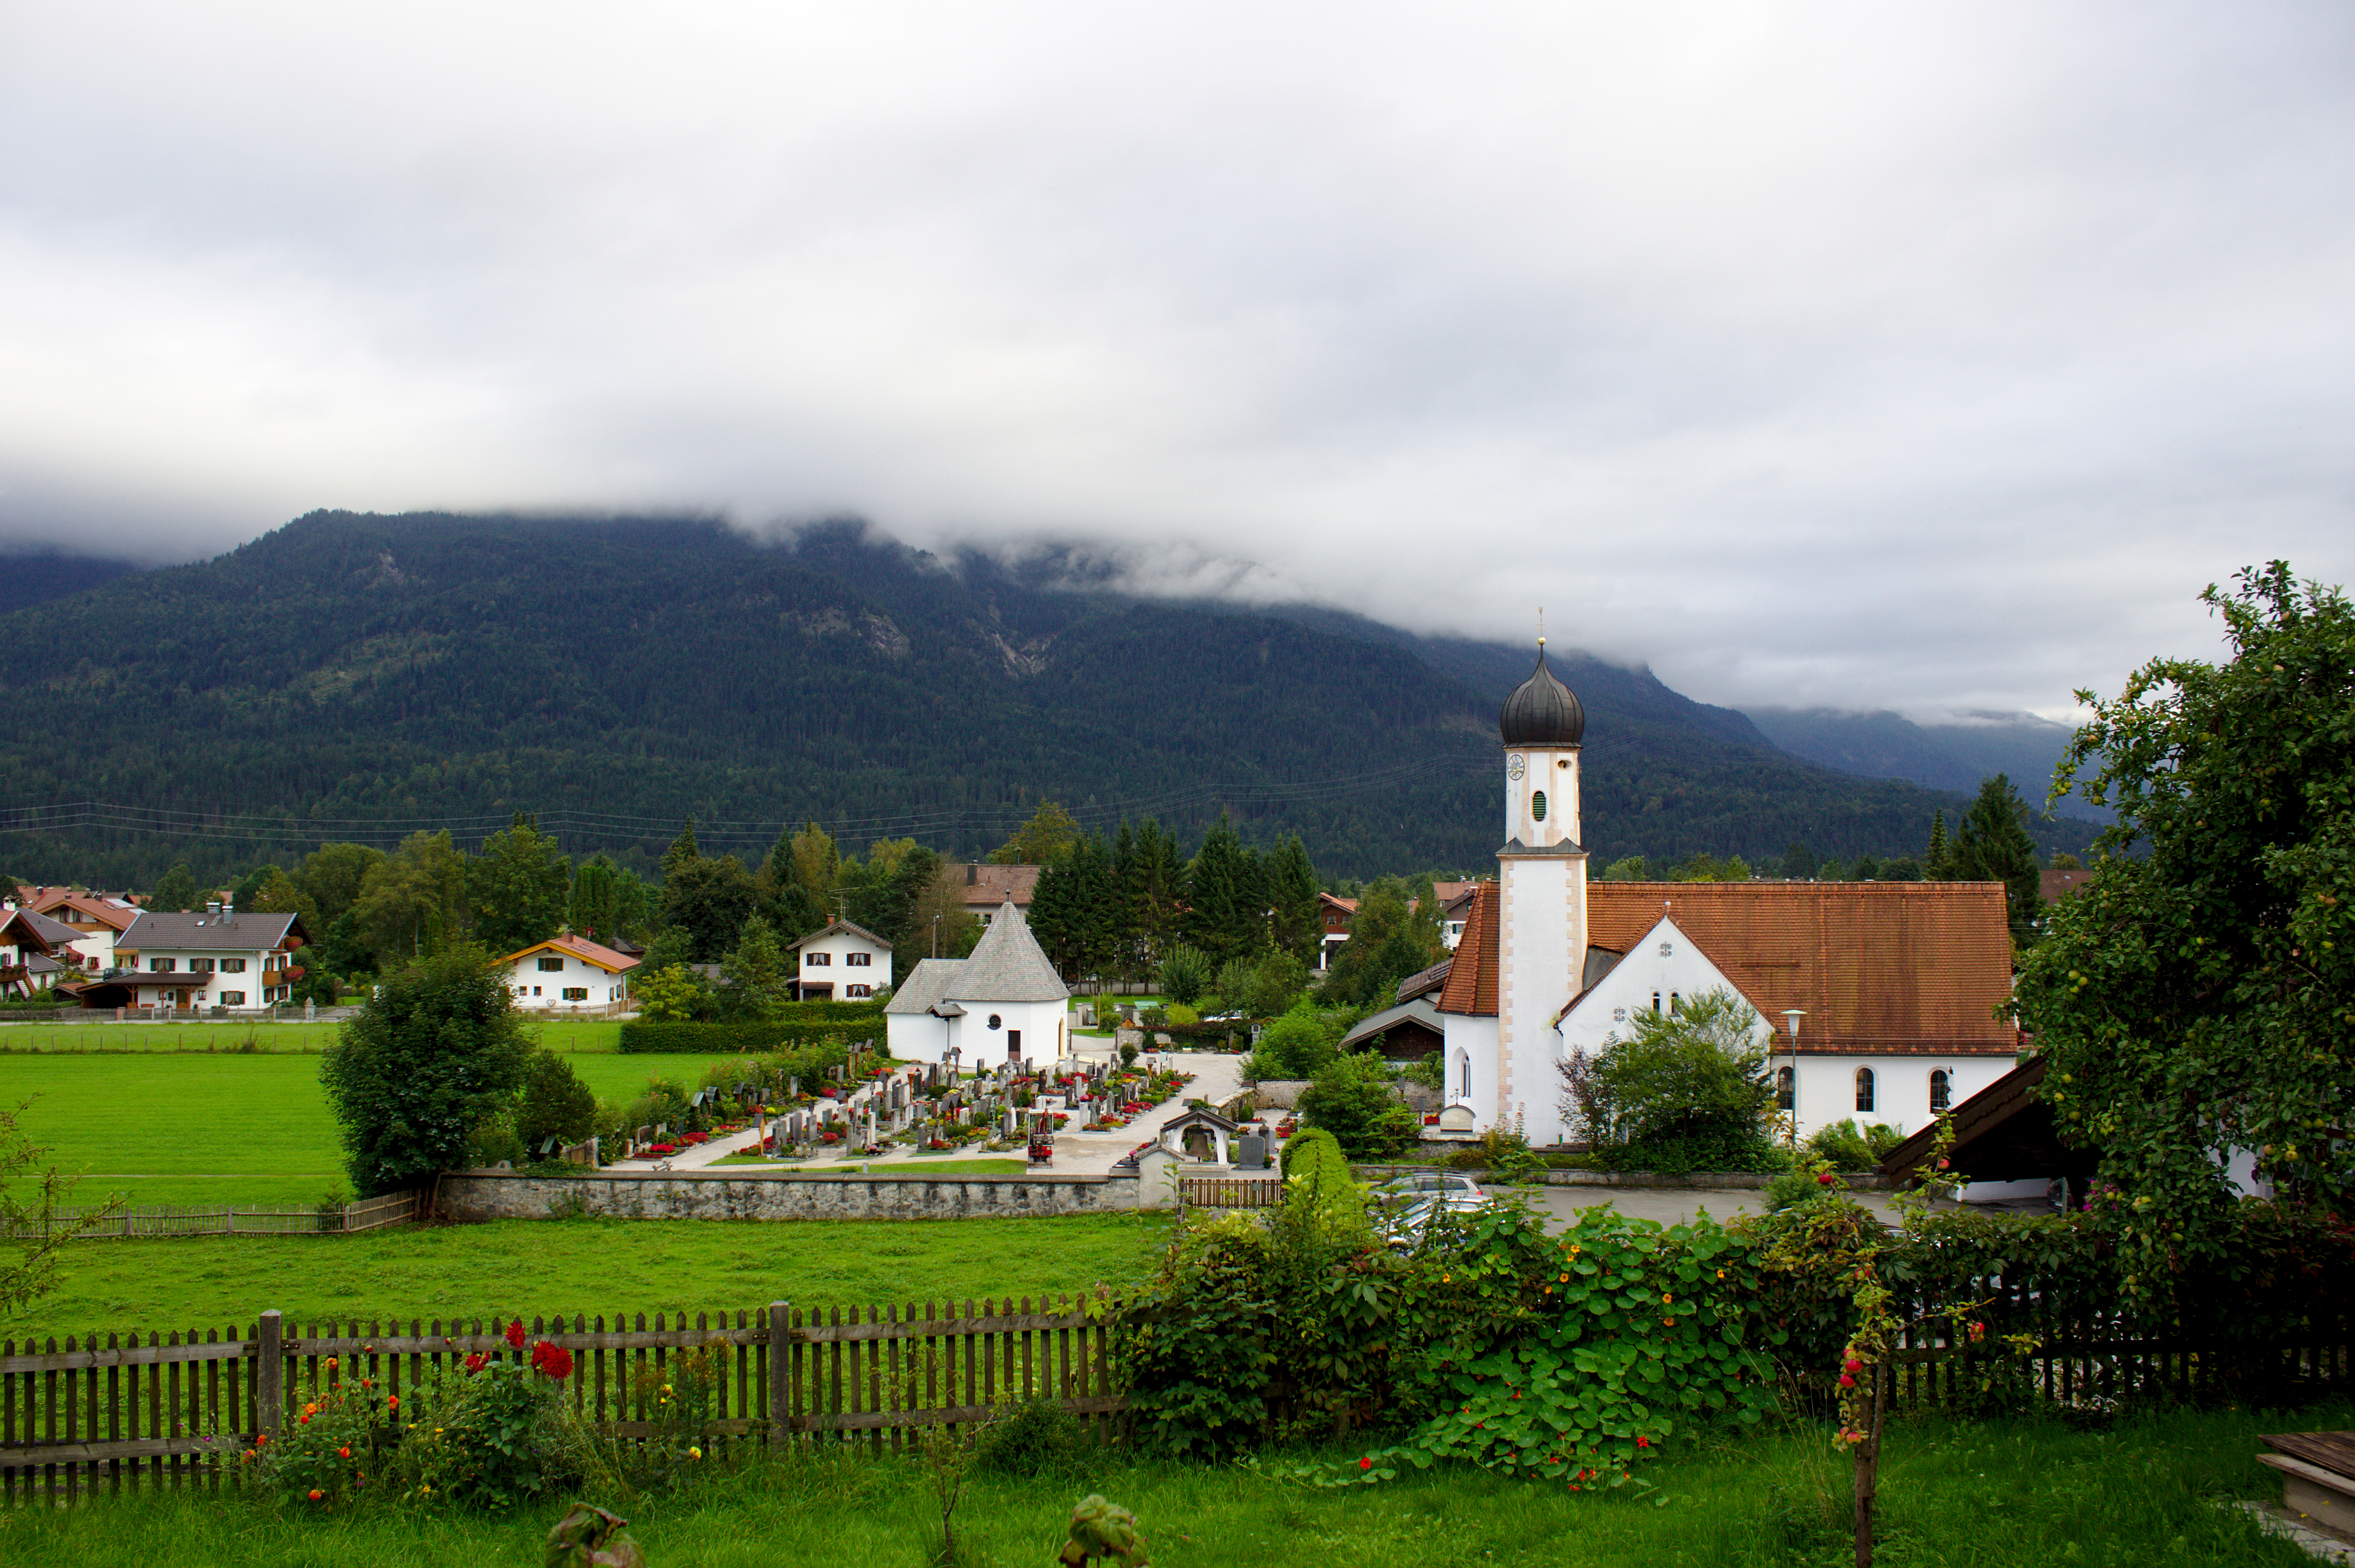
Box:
496;933;639;1011
25;890;143;975
785;919;893;1000
99;905;309;1011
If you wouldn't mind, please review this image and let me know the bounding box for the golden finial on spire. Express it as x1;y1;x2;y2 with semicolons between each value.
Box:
1537;606;1545;648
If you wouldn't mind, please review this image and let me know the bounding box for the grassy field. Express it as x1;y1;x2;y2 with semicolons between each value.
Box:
6;1212;1174;1341
0;1017;626;1053
0;1404;2333;1567
1;1047;763;1207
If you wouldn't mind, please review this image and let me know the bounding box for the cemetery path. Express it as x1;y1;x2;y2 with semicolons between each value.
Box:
1048;1049;1249;1174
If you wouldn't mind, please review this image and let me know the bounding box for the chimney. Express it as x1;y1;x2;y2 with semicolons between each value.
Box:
206;901;221;916
967;864;978;886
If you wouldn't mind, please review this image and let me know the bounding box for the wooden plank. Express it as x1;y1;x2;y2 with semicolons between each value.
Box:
0;1339;258;1375
794;1309;1091;1344
795;1394;1127;1433
0;1431;249;1465
283;1327;765;1355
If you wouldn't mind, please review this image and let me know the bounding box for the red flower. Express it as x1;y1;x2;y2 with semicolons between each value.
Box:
1816;1172;1836;1186
464;1351;488;1374
385;1396;398;1410
531;1341;575;1380
505;1319;526;1349
308;1489;323;1501
338;1446;351;1459
1635;1435;1650;1448
1359;1457;1373;1471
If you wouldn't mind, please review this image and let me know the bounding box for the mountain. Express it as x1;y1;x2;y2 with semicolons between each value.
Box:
0;510;2099;884
0;548;141;616
1744;707;2112;823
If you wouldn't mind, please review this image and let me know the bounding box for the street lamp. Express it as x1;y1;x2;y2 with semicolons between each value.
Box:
1780;1010;1805;1145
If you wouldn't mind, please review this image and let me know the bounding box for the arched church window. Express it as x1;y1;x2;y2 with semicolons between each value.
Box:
1531;790;1548;821
1455;1050;1472;1101
1669;991;1681;1013
1929;1069;1950;1114
1854;1067;1876;1114
1776;1066;1794;1111
1651;992;1662;1014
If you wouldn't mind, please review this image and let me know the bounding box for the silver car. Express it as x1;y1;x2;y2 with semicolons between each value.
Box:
1372;1172;1486;1204
1375;1187;1494;1248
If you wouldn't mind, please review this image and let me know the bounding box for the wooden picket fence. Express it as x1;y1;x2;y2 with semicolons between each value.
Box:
2;1191;420;1242
1178;1176;1284;1209
1;1295;1123;1504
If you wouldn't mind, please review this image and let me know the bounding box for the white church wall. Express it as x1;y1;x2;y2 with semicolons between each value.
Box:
1785;1053;2014;1141
1439;1015;1499;1133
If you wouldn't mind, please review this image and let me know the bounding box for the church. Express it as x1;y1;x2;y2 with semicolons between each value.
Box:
1428;644;2021;1147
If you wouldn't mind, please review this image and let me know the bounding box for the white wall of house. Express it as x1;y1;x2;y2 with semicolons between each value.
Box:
504;951;629;1010
795;931;889;1000
1438;1014;1499;1130
889;997;1067;1067
129;947;293;1009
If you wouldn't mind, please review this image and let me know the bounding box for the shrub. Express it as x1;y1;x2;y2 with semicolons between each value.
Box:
321;949;533;1196
1159;946;1212;1007
385;1327;585;1510
1245;997;1337;1081
1584;988;1774;1149
1807;1118;1878;1172
1297;1052;1420;1159
970;1391;1088;1477
516;1048;598;1151
1279;1126;1367;1235
254;1372;397;1510
1593;1130;1787;1177
617;1015;881;1054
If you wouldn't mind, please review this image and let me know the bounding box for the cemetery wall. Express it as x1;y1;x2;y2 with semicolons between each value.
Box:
435;1167;1158;1224
1249;1080;1313;1109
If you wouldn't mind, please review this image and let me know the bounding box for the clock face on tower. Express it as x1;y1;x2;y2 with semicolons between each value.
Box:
1507;754;1525;780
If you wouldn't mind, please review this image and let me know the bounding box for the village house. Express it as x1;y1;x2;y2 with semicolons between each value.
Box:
1422;643;2020;1146
785;918;892;1000
496;932;639;1011
1314;892;1357;970
0;906;69;998
68;902;309;1012
25;889;143;974
886;900;1070;1066
956;863;1041;926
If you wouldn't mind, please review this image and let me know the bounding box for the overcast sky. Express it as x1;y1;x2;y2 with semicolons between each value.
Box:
3;2;2349;721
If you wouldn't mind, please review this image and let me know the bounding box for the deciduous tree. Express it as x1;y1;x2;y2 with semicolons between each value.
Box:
466;813;573;955
2016;562;2355;1280
319;948;532;1196
989;801;1080;866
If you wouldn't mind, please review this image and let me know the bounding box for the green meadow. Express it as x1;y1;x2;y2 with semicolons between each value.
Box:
0;1038;752;1207
4;1213;1174;1342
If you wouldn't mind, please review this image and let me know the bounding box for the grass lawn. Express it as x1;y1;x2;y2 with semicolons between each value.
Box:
0;1048;761;1209
0;1404;2334;1567
8;1212;1176;1341
0;1016;625;1053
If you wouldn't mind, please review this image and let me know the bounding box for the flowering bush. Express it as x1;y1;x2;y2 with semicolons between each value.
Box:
642;1143;677;1156
384;1328;584;1511
820;1131;843;1144
255;1369;396;1510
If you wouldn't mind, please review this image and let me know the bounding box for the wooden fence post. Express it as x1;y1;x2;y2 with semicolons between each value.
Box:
767;1301;791;1449
256;1311;283;1439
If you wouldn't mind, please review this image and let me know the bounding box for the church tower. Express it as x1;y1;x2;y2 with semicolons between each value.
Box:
1494;640;1588;1143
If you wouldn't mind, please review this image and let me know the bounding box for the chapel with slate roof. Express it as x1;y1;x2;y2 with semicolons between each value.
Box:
885;900;1071;1066
1429;642;2022;1146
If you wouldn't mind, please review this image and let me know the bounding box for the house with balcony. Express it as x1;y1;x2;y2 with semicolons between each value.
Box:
75;904;309;1012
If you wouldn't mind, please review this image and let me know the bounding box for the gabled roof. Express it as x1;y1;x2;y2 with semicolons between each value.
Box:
499;933;640;973
2040;867;2096;904
119;909;304;953
1587;882;2014;1052
1339;997;1446;1053
1436;882;1499;1016
0;908;59;956
1395;959;1452;1004
12;908;80;948
958;863;1042;907
1877;1055;2097;1184
1317;892;1359;913
785;918;894;953
27;891;141;932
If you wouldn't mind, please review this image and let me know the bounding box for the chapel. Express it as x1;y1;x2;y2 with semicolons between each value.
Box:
1431;643;2021;1145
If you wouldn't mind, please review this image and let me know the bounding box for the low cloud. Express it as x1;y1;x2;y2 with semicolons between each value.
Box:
2;0;2349;718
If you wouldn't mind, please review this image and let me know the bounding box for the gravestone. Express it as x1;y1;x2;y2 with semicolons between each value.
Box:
1237;1133;1269;1170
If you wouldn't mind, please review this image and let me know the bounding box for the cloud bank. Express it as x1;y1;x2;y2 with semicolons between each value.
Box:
2;0;2350;718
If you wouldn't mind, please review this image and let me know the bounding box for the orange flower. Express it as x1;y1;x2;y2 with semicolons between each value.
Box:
298;1413;311;1425
386;1396;399;1410
307;1489;323;1501
338;1447;351;1459
325;1357;337;1370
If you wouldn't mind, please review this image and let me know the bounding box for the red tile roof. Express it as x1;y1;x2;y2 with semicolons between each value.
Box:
26;892;141;932
2040;868;2096;904
501;933;640;973
1434;879;2016;1053
1590;881;2016;1053
1436;882;1499;1016
959;864;1041;908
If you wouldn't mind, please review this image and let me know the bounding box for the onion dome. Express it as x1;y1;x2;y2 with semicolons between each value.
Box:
1499;642;1585;746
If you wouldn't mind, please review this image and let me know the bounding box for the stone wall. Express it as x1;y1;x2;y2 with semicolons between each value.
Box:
436;1167;1158;1224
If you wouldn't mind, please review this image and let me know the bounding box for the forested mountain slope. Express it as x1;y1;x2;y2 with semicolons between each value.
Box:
0;512;2095;883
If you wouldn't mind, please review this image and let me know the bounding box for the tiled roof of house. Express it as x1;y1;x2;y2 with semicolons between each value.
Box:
958;864;1041;907
1317;892;1359;913
1436;882;1499;1016
0;908;60;956
1395;958;1453;1003
2040;867;2096;904
118;909;304;953
27;892;141;932
1432;880;2015;1052
1587;881;2015;1053
500;933;640;973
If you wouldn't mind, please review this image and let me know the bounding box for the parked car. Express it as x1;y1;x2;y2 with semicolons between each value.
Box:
1371;1172;1485;1204
1376;1189;1495;1250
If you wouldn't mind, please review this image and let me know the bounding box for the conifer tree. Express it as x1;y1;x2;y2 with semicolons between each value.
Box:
1954;774;2044;944
1264;833;1320;964
661;820;700;879
1182;814;1260;968
1923;810;1954;880
150;863;199;913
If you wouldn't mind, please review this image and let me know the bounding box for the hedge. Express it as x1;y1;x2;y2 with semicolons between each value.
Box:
618;1017;887;1055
